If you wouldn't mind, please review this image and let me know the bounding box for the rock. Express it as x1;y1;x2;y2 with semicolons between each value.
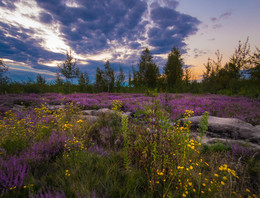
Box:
12;104;25;112
201;137;260;151
256;125;260;131
81;110;95;116
94;108;114;116
182;116;260;147
48;105;65;110
77;115;99;122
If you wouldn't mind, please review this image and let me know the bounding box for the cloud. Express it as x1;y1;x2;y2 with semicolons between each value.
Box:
0;0;201;81
0;0;18;10
210;11;232;23
149;6;200;53
220;11;232;19
0;22;65;73
193;48;208;59
212;23;222;29
39;12;53;23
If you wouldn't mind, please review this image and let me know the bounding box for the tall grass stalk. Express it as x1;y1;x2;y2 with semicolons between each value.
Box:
121;114;130;171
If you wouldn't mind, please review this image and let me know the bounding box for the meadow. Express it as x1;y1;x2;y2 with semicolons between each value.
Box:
0;93;259;197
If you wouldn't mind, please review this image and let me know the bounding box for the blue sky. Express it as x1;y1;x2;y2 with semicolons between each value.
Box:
0;0;259;82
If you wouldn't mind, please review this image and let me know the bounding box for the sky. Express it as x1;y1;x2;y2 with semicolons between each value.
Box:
0;0;260;82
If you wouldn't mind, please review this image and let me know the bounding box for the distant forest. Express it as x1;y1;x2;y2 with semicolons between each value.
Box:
0;39;259;98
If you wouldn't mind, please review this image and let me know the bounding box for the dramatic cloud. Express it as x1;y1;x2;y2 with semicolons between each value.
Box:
149;5;200;53
0;0;200;81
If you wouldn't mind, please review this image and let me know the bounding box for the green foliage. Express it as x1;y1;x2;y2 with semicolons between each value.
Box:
202;142;230;153
36;74;46;85
136;48;159;89
198;111;209;140
0;58;8;85
164;47;184;92
104;61;115;92
116;66;125;91
58;50;79;83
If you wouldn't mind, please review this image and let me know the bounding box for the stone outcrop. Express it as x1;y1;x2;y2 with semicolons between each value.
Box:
183;116;260;150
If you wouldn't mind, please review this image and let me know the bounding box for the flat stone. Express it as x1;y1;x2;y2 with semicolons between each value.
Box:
183;116;260;145
95;108;114;116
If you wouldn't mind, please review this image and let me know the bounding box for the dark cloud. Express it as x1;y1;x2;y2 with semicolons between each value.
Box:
35;0;147;54
39;12;53;23
149;6;200;53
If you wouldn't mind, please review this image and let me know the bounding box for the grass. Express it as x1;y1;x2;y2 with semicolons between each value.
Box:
0;99;259;197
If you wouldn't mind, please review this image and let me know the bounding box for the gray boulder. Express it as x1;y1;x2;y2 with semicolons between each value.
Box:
95;108;114;116
184;116;260;145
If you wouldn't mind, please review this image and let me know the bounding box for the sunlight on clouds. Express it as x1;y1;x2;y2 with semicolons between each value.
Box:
8;64;56;77
0;0;69;54
86;53;113;61
37;58;63;67
65;0;81;8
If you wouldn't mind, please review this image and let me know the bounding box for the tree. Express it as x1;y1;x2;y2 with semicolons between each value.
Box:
55;72;63;85
131;65;138;88
104;61;115;92
116;66;125;90
164;47;184;91
95;67;105;92
36;74;46;85
249;47;260;83
230;38;251;70
0;59;8;84
58;50;79;83
78;71;89;86
78;71;90;92
137;48;159;89
128;69;132;87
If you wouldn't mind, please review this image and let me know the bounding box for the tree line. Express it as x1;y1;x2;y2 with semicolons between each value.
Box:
0;39;259;97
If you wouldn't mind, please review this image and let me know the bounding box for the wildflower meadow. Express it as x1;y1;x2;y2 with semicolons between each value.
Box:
0;93;259;197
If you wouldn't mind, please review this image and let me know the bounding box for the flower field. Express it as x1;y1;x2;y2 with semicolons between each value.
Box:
0;93;259;197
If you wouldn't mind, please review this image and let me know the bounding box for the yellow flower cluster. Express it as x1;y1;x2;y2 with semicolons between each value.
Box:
111;100;123;113
219;164;239;179
76;119;83;124
183;110;194;119
65;169;71;176
62;122;73;131
63;136;87;158
23;184;34;189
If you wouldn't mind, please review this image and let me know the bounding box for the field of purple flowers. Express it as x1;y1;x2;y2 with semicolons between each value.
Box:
1;93;259;124
0;93;259;197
